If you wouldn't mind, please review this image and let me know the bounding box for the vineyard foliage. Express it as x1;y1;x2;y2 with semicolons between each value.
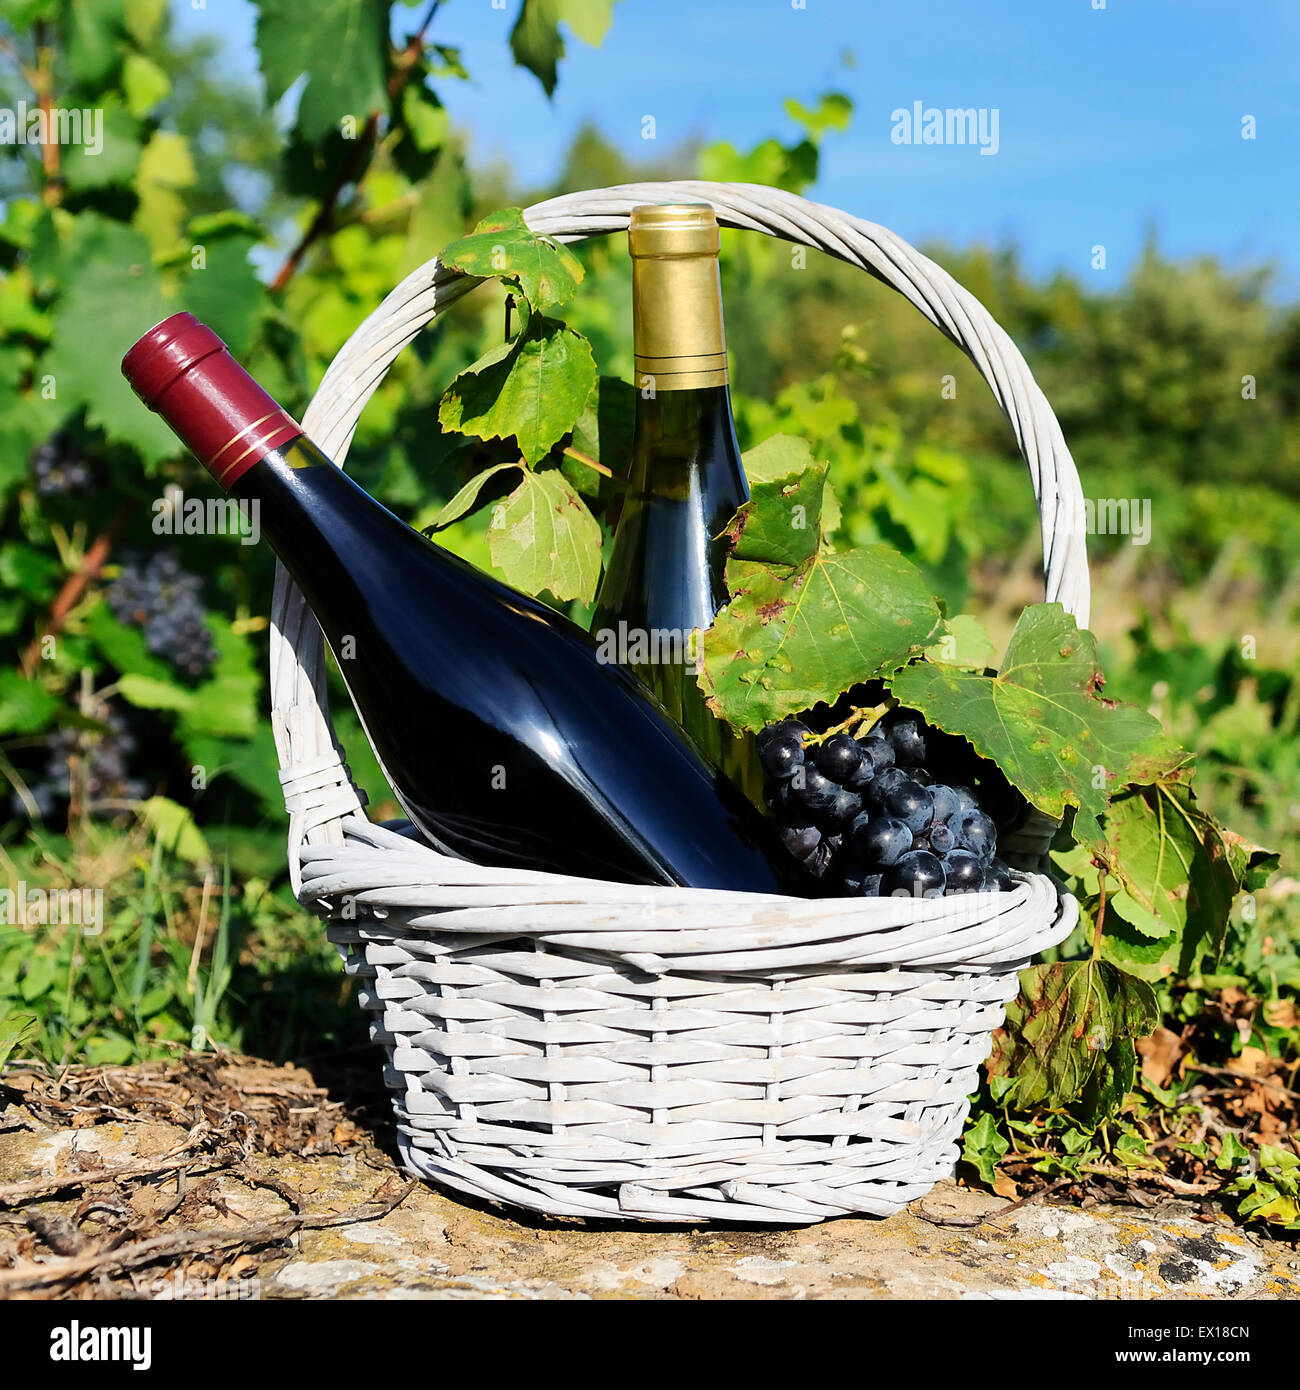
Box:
0;2;1295;1227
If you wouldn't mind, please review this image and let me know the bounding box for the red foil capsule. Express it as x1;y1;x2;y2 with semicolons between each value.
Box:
122;312;304;488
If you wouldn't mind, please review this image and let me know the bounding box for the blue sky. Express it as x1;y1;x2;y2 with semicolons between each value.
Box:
176;0;1300;293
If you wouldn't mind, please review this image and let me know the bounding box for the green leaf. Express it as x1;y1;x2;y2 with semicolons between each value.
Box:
784;92;853;138
133;130;196;251
59;97;142;193
42;216;175;466
123;52;171;117
438;314;597;465
440;207;584;314
0;670;59;736
66;0;126;85
987;960;1159;1113
890;604;1187;852
698;437;942;732
180;231;263;357
400;82;449;153
509;0;616;93
924;614;998;670
962;1111;1009;1186
140;795;210;865
124;0;167;42
425;462;520;532
510;0;565;95
20;955;58;1003
0;542;60;600
118;673;193;713
1098;911;1185;983
178;620;260;741
487;467;602;604
0;1015;36;1070
570;374;636;476
256;0;389;141
1103;785;1255;975
1217;1130;1251;1171
85;601;173;685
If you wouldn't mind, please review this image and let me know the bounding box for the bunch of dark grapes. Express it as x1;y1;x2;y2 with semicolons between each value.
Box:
759;709;1016;898
107;550;218;680
9;709;148;822
30;431;93;497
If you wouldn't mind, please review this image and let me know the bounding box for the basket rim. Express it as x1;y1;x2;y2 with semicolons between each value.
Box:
268;180;1092;888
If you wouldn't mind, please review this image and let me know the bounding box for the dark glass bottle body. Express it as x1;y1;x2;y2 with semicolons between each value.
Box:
232;437;794;891
592;384;759;797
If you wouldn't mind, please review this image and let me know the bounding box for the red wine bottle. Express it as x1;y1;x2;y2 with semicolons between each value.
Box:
591;205;760;801
122;313;803;893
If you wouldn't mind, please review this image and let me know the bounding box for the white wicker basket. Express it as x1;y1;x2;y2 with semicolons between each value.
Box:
271;182;1086;1224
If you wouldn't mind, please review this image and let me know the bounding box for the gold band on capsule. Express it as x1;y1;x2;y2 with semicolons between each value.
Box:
209;410;303;486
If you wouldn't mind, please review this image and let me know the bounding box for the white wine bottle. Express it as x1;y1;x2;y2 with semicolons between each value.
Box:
591;204;760;800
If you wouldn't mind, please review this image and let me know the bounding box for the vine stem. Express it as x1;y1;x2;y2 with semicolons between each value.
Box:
803;700;892;746
268;4;442;293
33;21;60;205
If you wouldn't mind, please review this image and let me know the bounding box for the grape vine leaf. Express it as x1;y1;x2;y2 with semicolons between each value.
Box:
570;374;636;474
889;603;1188;853
133;131;196;252
510;0;617;96
440;208;584;314
1100;784;1276;976
488;466;602;604
0;670;59;737
962;1112;1009;1186
698;435;943;732
43;216;176;466
179;229;264;358
986;961;1159;1113
438;312;596;465
924;613;998;670
427;461;601;604
256;0;389;141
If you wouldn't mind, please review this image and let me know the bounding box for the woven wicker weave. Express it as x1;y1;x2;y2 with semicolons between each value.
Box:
271;182;1087;1224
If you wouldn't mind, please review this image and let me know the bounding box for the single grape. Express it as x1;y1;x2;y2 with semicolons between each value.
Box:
886;716;927;766
859;735;895;774
928;821;955;854
882;778;934;832
985;858;1015;892
815;733;864;785
883;850;946;898
766;779;816;826
944;850;985;892
778;823;822;861
757;719;809;752
865;764;909;809
789;763;839;813
953;810;997;861
818;785;862;828
950;786;980;816
851;814;913;867
929;785;960;825
760;731;805;780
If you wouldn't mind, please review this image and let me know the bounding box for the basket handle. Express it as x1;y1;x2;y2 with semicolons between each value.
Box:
269;180;1091;874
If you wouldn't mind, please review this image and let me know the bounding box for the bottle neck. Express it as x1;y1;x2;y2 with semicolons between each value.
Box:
631;247;729;394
